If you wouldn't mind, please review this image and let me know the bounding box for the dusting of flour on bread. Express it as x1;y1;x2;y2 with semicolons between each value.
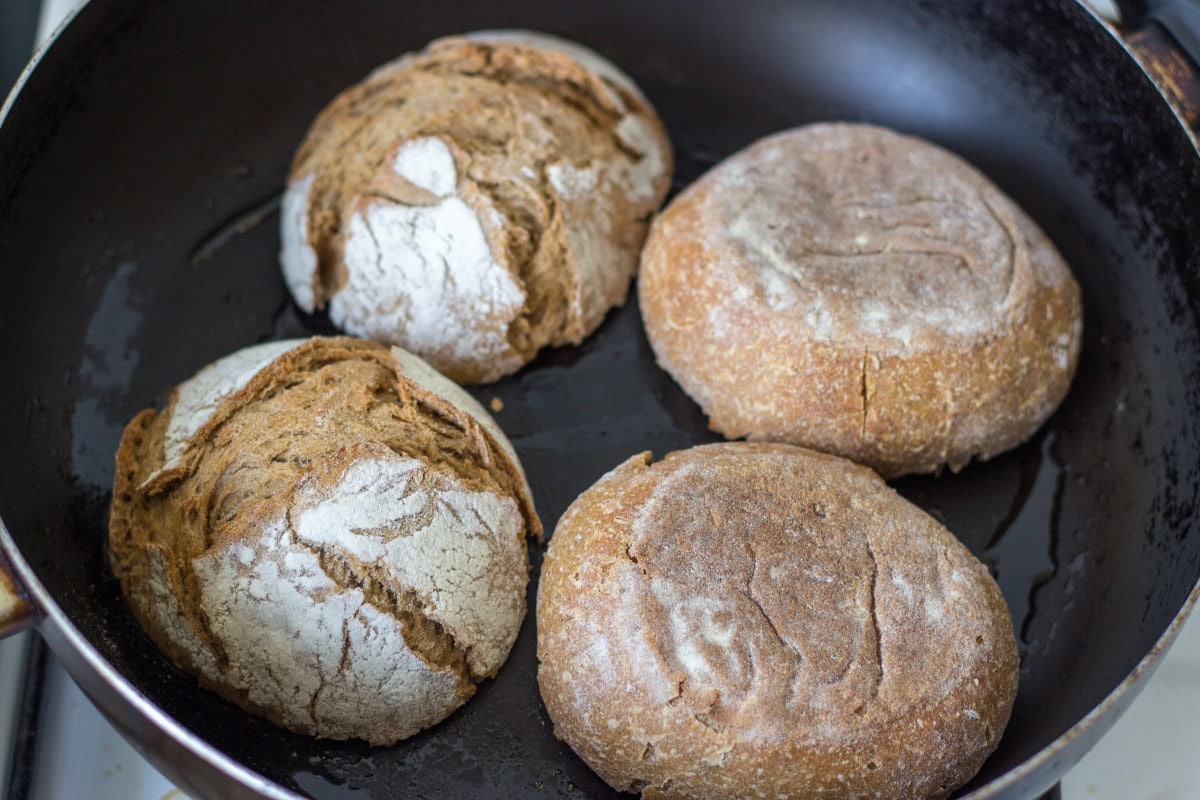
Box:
158;339;302;474
292;452;526;676
392;136;458;197
193;514;465;742
280;174;319;312
614;115;668;204
143;546;221;683
332;139;526;377
707;128;1044;354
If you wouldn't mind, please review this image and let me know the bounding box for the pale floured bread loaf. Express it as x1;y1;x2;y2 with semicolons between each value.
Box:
109;337;540;744
537;443;1018;800
281;31;672;384
639;123;1083;477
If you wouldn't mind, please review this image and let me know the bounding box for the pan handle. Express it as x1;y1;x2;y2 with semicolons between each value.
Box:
1117;0;1200;129
0;547;34;638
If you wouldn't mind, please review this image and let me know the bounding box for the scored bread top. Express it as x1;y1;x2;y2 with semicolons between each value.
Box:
109;337;539;744
686;124;1075;354
537;443;1018;800
281;32;672;383
638;124;1083;477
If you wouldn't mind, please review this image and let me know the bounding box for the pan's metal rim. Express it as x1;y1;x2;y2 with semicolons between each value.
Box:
0;1;1198;799
0;0;81;130
1093;0;1200;152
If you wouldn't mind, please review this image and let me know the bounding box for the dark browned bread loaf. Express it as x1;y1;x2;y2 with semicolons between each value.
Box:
110;337;539;744
538;442;1018;799
639;123;1083;477
281;31;672;383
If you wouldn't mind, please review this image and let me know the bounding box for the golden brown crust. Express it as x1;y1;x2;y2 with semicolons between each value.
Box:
537;443;1018;800
109;337;539;743
638;123;1083;477
286;34;672;383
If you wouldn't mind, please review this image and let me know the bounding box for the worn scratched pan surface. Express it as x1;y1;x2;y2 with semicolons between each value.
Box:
1;0;1200;798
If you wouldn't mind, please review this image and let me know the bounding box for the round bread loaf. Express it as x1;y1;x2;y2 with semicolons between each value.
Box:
281;30;672;384
537;442;1018;800
109;337;540;744
638;123;1083;477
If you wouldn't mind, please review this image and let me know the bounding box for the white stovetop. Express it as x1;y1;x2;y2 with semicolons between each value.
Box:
1;0;1198;798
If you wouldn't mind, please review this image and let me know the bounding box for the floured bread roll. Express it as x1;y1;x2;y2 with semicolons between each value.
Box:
538;443;1018;800
639;123;1083;477
109;337;539;744
281;30;673;384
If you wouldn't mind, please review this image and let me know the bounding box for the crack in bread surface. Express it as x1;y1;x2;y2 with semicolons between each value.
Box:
308;540;474;682
863;533;885;699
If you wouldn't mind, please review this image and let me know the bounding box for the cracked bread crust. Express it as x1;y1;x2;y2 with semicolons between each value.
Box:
638;123;1083;477
109;337;539;744
281;31;672;384
537;443;1017;800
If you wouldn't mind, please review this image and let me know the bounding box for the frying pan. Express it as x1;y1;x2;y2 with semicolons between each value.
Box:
1;0;1199;798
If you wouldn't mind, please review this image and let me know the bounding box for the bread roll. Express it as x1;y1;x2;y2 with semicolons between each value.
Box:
639;123;1082;477
281;31;672;384
109;337;539;744
537;442;1018;800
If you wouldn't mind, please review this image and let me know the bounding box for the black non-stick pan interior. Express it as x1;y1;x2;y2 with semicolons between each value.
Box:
2;0;1199;797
